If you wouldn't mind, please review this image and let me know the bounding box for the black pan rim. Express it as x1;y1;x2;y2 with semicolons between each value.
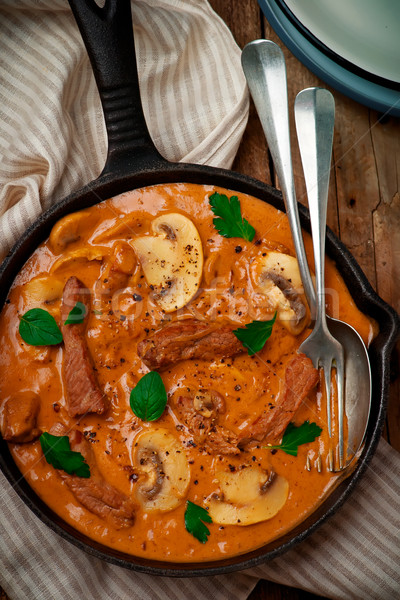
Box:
1;162;398;577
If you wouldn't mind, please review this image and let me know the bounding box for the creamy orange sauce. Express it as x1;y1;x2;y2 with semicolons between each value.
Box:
0;183;376;562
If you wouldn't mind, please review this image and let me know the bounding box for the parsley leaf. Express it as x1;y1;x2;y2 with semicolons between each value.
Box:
19;308;63;346
185;500;212;543
267;421;323;456
64;301;87;324
233;314;277;356
209;192;255;241
40;432;90;478
130;371;168;421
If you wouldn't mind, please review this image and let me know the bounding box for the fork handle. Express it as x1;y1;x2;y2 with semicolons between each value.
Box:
241;41;316;310
294;88;335;330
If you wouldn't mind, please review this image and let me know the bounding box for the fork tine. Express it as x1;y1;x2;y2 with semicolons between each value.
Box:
316;451;322;473
335;352;345;470
306;450;323;472
323;362;332;438
306;453;311;471
320;360;335;471
327;447;334;472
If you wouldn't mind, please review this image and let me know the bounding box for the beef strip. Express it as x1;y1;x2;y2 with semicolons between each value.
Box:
137;318;244;371
238;353;319;446
2;393;41;443
61;276;108;417
175;391;240;455
50;423;136;529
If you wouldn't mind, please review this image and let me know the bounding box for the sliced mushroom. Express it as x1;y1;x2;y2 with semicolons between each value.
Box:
252;250;308;335
1;392;41;443
134;428;190;512
92;214;142;244
193;389;225;418
49;210;94;254
22;275;64;304
207;466;288;525
50;247;108;273
130;213;203;312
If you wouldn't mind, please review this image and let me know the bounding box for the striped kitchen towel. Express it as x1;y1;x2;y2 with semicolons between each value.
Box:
0;2;399;600
0;0;248;260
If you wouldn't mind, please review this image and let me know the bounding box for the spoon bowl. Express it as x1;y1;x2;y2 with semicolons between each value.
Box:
241;39;372;469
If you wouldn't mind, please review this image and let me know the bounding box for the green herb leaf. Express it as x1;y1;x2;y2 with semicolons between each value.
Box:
233;314;277;356
130;371;168;421
267;421;323;456
185;500;212;543
209;192;255;241
40;432;90;477
19;308;63;346
64;301;87;325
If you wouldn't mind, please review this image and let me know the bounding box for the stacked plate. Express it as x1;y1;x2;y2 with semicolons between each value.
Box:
258;0;400;116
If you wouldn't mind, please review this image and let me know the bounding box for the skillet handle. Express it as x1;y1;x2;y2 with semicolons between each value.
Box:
68;0;166;177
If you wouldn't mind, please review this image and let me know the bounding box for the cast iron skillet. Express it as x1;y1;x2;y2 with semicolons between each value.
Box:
0;0;399;577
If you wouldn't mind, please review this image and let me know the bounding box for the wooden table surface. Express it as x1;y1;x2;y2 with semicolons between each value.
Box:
1;2;399;600
209;1;400;599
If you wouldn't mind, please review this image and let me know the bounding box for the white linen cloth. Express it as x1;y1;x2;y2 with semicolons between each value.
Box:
0;2;399;599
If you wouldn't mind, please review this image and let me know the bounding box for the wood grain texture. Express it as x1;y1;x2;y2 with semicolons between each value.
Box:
211;0;272;183
369;114;400;449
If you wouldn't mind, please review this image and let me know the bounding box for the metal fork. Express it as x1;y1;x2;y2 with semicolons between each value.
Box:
295;88;345;472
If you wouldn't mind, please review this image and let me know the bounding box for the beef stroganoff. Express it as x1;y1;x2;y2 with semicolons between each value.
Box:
0;183;375;561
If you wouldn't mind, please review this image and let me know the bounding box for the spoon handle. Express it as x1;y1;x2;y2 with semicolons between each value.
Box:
241;40;316;311
294;88;335;330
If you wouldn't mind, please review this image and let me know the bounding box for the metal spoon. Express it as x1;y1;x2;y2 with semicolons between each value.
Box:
241;39;371;469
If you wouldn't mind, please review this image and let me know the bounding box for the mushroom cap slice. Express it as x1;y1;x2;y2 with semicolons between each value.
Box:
22;275;64;304
134;428;190;512
207;466;289;525
50;247;108;273
130;213;204;313
252;250;308;335
49;210;94;254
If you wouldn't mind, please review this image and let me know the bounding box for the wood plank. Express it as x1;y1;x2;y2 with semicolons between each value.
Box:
209;0;272;183
369;113;400;450
330;98;379;288
209;0;262;47
370;113;400;313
